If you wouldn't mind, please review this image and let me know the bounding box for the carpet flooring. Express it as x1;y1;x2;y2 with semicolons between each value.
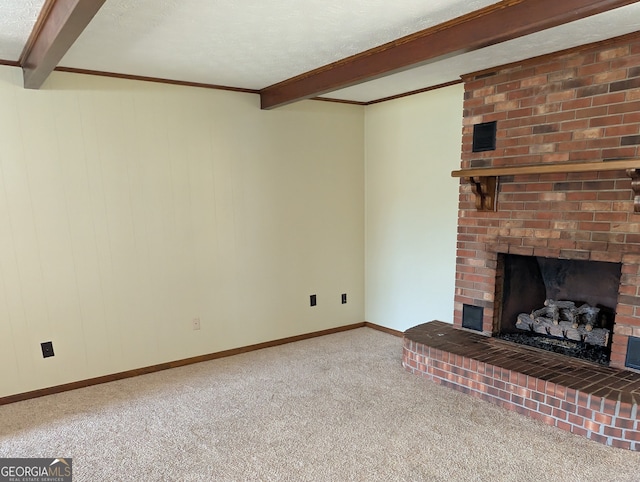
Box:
1;327;639;481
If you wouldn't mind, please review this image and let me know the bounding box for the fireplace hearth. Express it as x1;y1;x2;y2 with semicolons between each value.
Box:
403;321;640;451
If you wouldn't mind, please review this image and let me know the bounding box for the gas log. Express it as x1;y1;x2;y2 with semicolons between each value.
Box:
515;299;610;348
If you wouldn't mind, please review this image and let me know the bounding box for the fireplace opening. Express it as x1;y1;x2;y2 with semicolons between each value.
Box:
495;254;621;365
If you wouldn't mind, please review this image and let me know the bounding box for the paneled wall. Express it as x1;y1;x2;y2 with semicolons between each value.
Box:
0;66;364;397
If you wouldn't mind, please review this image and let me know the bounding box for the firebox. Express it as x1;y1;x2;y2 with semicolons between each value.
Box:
494;254;621;364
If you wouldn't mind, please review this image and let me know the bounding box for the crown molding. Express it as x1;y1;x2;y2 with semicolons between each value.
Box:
0;59;20;67
54;66;261;94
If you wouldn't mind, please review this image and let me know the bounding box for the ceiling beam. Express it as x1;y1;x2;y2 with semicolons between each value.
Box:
21;0;107;89
260;0;640;109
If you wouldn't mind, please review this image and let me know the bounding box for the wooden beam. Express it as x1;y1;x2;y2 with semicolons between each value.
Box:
21;0;107;89
260;0;640;109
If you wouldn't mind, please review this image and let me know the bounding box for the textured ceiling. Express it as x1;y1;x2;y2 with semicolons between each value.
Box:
58;0;500;90
0;0;46;61
0;0;639;103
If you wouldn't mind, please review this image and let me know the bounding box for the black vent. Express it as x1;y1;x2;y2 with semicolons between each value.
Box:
625;336;640;370
472;121;497;152
462;304;484;331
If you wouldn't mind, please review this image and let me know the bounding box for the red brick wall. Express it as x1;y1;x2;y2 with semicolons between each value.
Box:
455;33;640;369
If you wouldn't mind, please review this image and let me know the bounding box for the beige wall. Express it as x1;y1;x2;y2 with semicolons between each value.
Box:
0;66;364;398
364;84;463;331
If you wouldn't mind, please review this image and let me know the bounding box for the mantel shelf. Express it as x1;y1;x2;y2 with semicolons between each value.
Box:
451;159;640;212
451;159;640;178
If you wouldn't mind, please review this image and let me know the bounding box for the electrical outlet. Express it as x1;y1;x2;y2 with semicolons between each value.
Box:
192;317;201;330
310;294;317;307
41;341;55;358
341;293;347;304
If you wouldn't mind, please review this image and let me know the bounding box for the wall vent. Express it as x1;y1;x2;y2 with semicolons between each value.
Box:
625;336;640;370
462;304;483;331
472;121;497;152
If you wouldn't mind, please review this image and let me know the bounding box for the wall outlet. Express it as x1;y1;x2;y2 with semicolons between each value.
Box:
192;317;201;330
310;294;317;307
341;293;347;304
41;341;55;358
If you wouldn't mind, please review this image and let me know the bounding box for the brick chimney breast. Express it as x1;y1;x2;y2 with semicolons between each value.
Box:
455;32;640;370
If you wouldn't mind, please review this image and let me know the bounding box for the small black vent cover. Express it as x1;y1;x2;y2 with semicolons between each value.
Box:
625;336;640;370
462;304;484;331
472;121;497;152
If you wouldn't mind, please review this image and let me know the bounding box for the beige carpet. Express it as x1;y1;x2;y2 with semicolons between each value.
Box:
1;327;639;481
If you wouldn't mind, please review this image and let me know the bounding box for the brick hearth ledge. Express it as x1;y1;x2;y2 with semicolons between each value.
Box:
403;321;640;451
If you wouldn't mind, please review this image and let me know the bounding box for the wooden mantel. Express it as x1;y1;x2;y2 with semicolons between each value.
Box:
451;159;640;212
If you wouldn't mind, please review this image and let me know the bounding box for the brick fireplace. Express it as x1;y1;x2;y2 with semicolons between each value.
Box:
453;32;640;370
403;32;640;451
